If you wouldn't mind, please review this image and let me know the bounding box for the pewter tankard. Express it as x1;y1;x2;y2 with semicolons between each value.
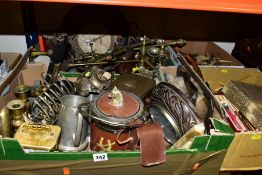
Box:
57;95;91;151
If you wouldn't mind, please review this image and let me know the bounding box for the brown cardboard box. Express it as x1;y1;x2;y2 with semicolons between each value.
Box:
0;52;22;94
162;66;261;92
0;63;233;175
162;66;262;172
0;48;46;111
0;49;251;174
200;67;261;92
221;132;262;171
180;41;243;67
0;51;26;110
19;63;47;86
0;52;21;70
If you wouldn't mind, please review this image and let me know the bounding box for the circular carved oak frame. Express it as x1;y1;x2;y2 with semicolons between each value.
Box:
150;82;201;142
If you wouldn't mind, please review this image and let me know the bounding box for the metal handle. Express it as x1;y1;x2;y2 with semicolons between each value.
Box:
60;74;76;92
78;103;92;120
58;80;71;94
73;111;83;147
78;102;144;128
78;103;115;126
41;72;52;86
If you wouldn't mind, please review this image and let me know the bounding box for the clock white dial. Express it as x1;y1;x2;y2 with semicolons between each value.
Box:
77;34;115;54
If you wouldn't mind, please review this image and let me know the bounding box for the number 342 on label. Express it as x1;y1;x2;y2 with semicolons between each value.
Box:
93;153;108;162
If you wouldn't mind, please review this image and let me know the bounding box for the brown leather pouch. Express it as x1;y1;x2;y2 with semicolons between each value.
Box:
118;123;166;166
90;123;139;151
136;123;166;166
91;123;166;166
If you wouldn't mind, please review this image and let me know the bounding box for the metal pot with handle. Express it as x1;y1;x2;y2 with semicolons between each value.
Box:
57;95;92;151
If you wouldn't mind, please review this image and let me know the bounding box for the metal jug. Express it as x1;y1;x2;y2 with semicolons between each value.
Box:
57;95;91;151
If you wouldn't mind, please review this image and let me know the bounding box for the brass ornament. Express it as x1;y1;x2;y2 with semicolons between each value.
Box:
14;85;30;102
14;123;61;151
7;99;25;131
0;107;13;137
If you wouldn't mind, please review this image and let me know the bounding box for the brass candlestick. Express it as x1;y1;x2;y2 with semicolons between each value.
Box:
31;85;48;97
7;99;25;132
14;85;30;102
0;107;13;137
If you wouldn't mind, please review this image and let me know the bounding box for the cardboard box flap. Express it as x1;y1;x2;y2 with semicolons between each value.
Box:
0;150;226;175
221;132;262;171
180;41;243;66
210;118;234;134
191;135;234;152
181;41;209;54
0;138;227;175
206;42;242;66
0;52;21;70
253;70;262;86
161;66;259;92
0;48;31;95
20;63;47;86
200;67;258;92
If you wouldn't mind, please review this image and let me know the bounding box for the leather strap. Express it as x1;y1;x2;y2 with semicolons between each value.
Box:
137;123;166;166
116;128;140;151
117;129;134;145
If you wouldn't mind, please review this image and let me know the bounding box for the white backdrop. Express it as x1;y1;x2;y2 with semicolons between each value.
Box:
0;35;235;55
0;35;27;54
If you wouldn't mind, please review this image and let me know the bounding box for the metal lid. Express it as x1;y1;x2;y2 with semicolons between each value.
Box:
97;92;140;118
91;90;144;128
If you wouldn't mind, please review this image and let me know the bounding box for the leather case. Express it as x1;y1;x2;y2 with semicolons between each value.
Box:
136;123;166;166
90;123;139;151
109;73;156;100
91;122;166;166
